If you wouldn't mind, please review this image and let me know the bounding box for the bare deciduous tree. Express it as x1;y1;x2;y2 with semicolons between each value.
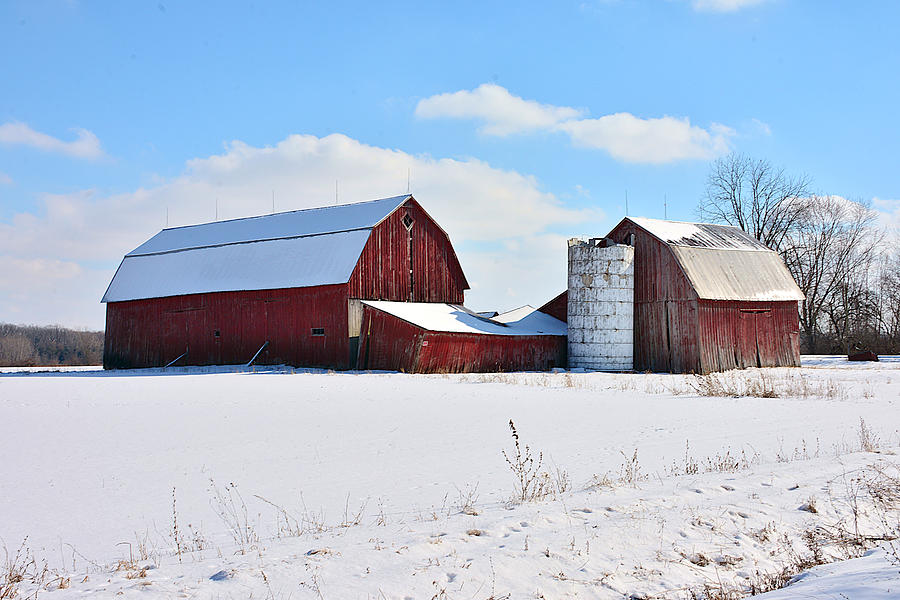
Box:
699;153;812;252
0;323;104;366
779;196;881;353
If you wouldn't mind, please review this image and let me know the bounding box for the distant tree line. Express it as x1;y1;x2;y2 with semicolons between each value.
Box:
701;154;900;355
0;323;104;366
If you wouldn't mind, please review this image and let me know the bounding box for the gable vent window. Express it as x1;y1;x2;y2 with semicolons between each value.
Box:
311;327;325;336
402;213;414;231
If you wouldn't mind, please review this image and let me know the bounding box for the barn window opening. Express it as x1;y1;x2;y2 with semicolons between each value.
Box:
402;213;414;230
214;329;220;338
311;327;325;336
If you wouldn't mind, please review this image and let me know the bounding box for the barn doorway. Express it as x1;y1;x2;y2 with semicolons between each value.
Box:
347;299;363;369
739;308;774;368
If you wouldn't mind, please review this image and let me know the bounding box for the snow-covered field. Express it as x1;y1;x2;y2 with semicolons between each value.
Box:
1;356;899;598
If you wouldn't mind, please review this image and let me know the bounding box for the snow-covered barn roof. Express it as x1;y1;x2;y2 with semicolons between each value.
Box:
622;217;805;302
362;301;567;336
102;195;410;302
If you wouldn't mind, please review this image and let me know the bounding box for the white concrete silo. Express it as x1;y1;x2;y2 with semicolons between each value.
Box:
567;238;634;371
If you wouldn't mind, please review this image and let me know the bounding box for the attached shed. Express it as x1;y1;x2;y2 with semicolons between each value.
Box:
102;195;469;369
606;217;804;373
357;301;567;373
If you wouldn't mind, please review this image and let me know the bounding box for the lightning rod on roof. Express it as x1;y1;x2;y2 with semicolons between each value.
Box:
625;190;628;216
407;168;410;193
215;197;218;221
166;206;169;227
272;190;275;214
664;193;668;220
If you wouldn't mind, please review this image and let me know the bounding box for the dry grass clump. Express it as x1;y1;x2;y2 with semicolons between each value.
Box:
501;420;570;502
678;370;848;401
858;417;881;453
668;442;760;477
1;539;69;600
586;449;648;490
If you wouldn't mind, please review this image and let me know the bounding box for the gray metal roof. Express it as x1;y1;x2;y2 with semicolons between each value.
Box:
103;195;410;302
128;194;410;256
624;217;804;302
627;216;771;250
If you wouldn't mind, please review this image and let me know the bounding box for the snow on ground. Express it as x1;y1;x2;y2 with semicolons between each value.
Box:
755;546;900;600
1;356;899;598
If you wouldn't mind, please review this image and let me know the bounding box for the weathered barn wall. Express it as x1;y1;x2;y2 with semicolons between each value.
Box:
607;220;700;373
104;284;349;369
348;198;467;303
697;300;801;372
567;240;635;371
357;305;566;373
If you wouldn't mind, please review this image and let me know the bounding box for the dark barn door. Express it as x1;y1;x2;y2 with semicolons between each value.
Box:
739;308;774;368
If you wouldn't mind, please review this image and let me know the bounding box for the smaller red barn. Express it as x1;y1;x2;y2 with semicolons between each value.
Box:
357;301;567;373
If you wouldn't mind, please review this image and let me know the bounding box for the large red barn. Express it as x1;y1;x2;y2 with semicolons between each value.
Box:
548;217;804;374
102;195;469;369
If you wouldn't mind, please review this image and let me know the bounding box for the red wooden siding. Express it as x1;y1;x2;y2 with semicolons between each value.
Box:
357;305;566;373
607;220;699;372
538;291;568;323
104;284;349;369
696;300;801;373
348;198;468;303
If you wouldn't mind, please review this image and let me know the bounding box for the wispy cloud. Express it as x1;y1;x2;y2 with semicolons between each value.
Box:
0;121;105;160
416;84;734;164
873;197;900;240
691;0;768;13
415;83;585;136
751;118;772;136
0;172;12;185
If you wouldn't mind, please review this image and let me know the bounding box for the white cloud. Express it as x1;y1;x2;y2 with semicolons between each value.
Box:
557;113;733;163
415;83;585;136
0;133;602;328
416;84;733;163
0;256;108;328
0;172;12;185
0;121;105;160
692;0;768;12
873;197;900;241
751;118;772;136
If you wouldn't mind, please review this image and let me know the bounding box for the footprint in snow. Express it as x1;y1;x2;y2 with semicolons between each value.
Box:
721;485;735;491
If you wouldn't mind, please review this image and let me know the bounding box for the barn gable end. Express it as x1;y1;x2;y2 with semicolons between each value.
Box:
348;197;468;303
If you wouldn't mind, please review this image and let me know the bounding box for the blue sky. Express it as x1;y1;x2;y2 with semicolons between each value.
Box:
1;0;899;328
